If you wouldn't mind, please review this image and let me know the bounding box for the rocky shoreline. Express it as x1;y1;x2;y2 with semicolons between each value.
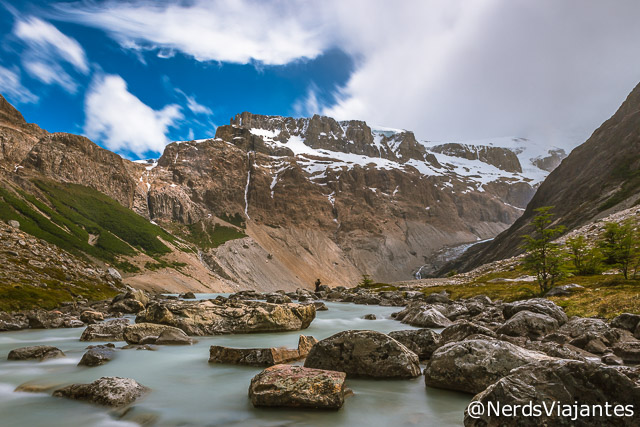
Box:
2;286;640;425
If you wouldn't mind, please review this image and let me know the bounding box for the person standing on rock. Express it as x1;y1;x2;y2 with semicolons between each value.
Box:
315;279;322;292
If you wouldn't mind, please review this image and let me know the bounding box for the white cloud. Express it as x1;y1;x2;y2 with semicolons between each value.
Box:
84;74;183;155
58;0;640;146
22;60;78;93
54;0;329;65
175;89;213;116
13;16;89;93
0;65;39;104
293;85;321;117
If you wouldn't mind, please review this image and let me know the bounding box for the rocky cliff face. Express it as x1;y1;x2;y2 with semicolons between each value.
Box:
0;94;563;290
444;81;640;273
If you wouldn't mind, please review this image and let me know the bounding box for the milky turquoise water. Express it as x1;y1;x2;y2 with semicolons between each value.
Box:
0;298;470;426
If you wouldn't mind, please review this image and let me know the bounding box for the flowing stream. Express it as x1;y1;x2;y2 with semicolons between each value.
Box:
0;297;470;426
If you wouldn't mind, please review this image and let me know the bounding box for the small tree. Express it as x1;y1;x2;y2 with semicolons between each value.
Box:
358;274;374;287
522;207;566;293
566;235;603;275
599;220;638;279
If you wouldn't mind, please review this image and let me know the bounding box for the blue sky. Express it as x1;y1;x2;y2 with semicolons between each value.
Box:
2;1;640;160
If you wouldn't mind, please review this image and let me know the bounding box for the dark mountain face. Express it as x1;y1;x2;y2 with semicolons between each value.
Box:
444;81;640;273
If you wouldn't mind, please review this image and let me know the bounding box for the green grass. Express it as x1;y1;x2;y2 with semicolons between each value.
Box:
0;180;176;264
144;260;187;271
185;221;246;249
220;213;246;228
356;282;399;292
0;281;119;312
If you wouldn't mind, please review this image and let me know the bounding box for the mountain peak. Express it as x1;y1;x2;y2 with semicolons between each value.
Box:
0;94;27;125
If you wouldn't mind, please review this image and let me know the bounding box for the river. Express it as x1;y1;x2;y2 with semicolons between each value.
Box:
0;296;470;426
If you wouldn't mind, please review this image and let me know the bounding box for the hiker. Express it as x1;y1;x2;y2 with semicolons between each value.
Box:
314;278;322;292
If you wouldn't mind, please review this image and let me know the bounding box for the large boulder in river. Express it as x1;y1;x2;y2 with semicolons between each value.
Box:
388;329;443;359
502;298;567;325
464;360;640;426
424;339;553;394
123;323;187;344
497;310;559;340
53;377;149;408
8;345;65;361
249;364;347;409
80;319;129;342
304;330;421;378
135;299;315;336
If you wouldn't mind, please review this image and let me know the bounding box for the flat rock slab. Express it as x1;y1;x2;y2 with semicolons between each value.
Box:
249;365;346;409
8;345;65;361
53;377;149;408
209;335;317;366
136;300;316;336
123;323;188;344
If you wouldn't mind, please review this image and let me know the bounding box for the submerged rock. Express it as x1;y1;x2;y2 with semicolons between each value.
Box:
304;330;421;378
209;335;318;366
136;299;316;336
424;339;552;394
53;377;149;408
249;365;347;409
388;329;442;359
465;360;640;426
8;345;65;361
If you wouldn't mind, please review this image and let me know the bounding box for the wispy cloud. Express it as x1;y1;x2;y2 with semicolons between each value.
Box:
84;74;183;155
0;65;39;104
175;89;213;116
53;0;329;66
13;16;89;93
293;84;321;117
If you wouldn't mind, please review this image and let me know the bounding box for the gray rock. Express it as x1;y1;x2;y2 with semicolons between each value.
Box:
389;329;442;359
613;341;640;364
80;310;104;324
80;318;129;342
123;323;186;344
611;313;640;332
155;328;195;345
107;267;122;281
313;301;328;311
53;377;149;408
403;307;452;328
8;220;20;228
362;314;377;320
503;298;568;325
424;339;552;394
545;283;584;297
465;360;640;426
78;347;115;366
497;310;559;340
440;320;496;344
8;345;65;361
304;330;421;378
